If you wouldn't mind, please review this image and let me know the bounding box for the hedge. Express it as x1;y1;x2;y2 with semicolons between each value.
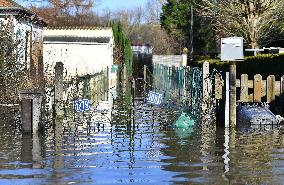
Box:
193;53;284;79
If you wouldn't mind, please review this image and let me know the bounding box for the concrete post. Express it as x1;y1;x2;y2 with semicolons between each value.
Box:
229;61;236;127
54;62;64;117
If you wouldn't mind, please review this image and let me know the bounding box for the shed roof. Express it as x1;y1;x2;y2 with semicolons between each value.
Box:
44;36;111;44
0;0;46;26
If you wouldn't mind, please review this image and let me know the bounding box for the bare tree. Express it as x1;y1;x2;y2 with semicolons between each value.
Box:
198;0;284;48
144;0;166;24
30;0;100;26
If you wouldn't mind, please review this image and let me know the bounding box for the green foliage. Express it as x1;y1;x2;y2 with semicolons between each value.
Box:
193;53;284;78
160;0;216;54
110;21;133;77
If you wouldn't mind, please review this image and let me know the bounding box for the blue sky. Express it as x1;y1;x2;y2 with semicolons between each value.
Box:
16;0;148;12
98;0;148;11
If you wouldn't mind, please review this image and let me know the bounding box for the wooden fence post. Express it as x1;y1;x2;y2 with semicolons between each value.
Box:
240;74;248;102
215;74;223;100
229;61;236;127
267;75;275;103
254;74;262;102
202;61;210;111
215;73;223;126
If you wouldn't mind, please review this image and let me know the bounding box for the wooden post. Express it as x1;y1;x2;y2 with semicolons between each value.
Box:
254;74;262;102
229;61;236;127
215;74;223;100
202;61;210;111
267;75;275;103
54;62;64;117
240;74;248;102
215;73;223;126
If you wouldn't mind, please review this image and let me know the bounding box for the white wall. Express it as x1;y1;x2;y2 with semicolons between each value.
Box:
43;42;113;77
152;55;183;67
43;28;114;78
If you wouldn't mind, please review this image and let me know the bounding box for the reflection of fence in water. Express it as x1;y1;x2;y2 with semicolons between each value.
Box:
44;67;112;127
62;68;109;112
152;64;204;116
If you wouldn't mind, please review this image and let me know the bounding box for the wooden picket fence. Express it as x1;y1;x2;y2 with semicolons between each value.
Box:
236;74;284;103
215;73;284;103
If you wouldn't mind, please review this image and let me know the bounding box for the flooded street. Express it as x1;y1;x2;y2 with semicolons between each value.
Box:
0;90;284;185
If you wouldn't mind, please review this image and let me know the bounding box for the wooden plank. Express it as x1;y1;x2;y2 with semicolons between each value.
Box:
254;74;262;102
236;79;253;88
262;80;267;97
240;74;249;102
229;62;237;127
236;79;240;88
267;75;276;103
215;74;223;100
275;81;281;97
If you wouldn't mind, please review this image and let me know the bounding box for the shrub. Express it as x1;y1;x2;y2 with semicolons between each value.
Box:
193;53;284;79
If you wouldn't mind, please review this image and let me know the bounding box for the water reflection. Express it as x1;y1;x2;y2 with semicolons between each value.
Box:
1;91;284;184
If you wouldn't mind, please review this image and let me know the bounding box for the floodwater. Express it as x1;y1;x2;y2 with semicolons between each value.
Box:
0;88;284;185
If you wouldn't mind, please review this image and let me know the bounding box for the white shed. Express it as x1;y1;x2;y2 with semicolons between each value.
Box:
43;27;114;78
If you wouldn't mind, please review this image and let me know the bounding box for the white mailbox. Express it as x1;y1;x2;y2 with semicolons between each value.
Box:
221;37;244;61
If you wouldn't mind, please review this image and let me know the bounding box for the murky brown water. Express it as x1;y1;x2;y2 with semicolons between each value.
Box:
0;95;284;185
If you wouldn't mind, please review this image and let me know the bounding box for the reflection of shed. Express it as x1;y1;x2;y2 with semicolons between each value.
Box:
43;27;114;78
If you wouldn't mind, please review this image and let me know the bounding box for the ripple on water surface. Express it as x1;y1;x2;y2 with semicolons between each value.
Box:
0;102;284;184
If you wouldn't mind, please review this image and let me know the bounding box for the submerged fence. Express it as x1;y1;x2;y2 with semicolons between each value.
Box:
144;63;217;118
43;63;113;124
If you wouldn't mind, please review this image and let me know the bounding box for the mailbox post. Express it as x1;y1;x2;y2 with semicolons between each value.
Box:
221;37;244;127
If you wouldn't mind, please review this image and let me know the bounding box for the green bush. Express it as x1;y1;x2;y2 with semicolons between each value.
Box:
193;53;284;79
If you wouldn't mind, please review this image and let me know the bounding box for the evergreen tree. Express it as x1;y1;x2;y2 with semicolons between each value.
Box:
111;21;133;76
160;0;216;56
